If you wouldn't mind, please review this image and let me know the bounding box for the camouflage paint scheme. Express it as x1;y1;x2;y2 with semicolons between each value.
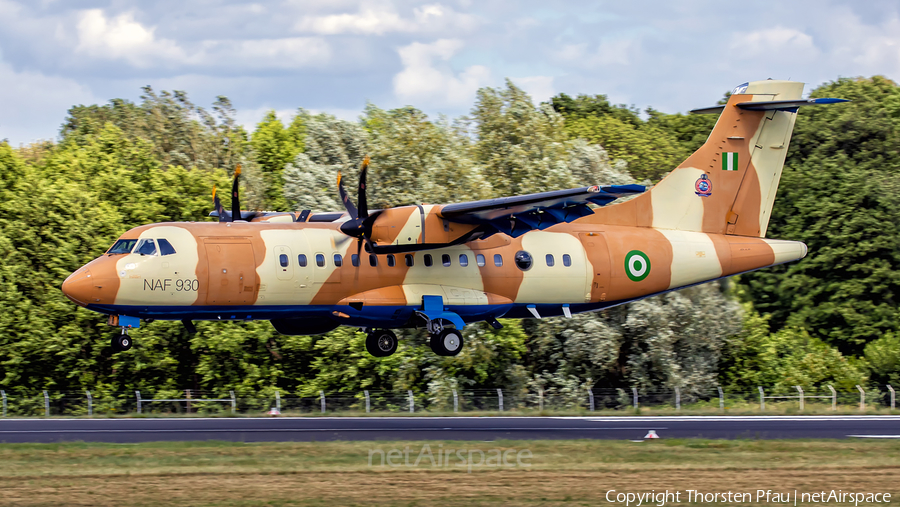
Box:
62;80;811;332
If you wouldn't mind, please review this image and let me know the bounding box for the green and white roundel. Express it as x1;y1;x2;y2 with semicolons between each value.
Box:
624;250;651;282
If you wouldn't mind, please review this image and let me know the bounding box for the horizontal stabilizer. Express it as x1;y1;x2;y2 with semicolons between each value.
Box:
691;97;848;115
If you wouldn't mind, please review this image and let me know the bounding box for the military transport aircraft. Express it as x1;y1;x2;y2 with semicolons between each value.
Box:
62;80;846;357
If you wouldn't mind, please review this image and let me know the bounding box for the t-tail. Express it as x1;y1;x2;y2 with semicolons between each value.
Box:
592;79;847;238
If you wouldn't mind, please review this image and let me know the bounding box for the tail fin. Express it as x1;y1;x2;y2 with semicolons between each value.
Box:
592;79;843;237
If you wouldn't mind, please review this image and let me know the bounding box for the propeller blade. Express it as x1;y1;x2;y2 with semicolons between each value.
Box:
231;164;242;221
358;155;369;219
338;171;359;220
213;186;229;223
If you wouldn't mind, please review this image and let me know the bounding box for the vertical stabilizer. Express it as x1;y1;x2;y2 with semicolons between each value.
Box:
591;80;808;238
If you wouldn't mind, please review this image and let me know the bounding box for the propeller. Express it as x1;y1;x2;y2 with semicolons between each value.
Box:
212;164;257;222
339;156;377;254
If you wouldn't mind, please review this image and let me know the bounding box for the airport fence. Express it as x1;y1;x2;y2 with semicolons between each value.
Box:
0;384;896;417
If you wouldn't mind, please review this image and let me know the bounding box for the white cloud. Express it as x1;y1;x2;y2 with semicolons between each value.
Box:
197;38;332;69
74;8;331;70
75;9;185;67
555;38;640;68
730;27;818;58
295;2;478;35
392;39;491;106
511;76;555;103
0;52;99;144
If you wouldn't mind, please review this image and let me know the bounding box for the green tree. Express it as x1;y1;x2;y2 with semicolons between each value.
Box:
742;77;900;354
721;304;867;392
250;110;304;210
471;79;575;195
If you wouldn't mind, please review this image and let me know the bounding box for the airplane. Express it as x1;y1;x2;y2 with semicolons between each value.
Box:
62;79;847;357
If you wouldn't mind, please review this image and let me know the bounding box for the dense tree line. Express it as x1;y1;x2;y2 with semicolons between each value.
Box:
0;77;896;403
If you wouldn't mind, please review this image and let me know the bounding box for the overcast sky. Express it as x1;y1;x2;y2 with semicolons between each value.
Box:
1;0;898;145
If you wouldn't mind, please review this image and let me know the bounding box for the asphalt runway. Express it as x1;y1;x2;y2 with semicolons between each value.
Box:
1;416;899;443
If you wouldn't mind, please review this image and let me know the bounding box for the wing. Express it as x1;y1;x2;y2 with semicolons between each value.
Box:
439;184;645;237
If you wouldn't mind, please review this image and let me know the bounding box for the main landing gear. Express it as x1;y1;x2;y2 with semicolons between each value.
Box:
363;327;464;357
366;329;398;357
430;328;463;357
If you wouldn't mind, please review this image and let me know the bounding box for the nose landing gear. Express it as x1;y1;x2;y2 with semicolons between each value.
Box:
107;315;140;352
111;329;133;352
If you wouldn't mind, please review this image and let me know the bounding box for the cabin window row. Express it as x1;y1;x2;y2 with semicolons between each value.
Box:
278;252;573;270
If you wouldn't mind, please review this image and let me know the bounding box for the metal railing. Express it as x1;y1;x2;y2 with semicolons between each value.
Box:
0;385;894;417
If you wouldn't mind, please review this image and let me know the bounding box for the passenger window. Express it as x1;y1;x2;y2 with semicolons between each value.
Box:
546;254;554;267
387;254;395;267
494;254;503;267
476;254;485;267
279;254;289;267
442;254;451;267
351;254;360;267
563;254;572;267
316;254;325;267
158;239;176;256
369;254;378;267
424;254;433;267
135;239;157;256
405;254;414;267
459;254;468;267
298;254;308;267
333;254;342;267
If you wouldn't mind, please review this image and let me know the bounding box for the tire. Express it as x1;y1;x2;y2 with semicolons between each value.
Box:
430;328;464;356
111;333;133;352
366;329;398;357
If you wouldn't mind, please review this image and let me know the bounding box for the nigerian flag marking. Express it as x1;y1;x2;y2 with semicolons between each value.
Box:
722;152;738;171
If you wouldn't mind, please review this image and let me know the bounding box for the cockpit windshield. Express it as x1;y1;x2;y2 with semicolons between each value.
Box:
135;239;158;256
107;239;138;254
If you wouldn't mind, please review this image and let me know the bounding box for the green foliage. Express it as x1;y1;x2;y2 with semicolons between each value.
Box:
721;304;867;391
9;74;891;401
472;79;575;195
564;115;688;182
61;88;246;172
864;333;900;385
250;110;304;210
741;76;900;354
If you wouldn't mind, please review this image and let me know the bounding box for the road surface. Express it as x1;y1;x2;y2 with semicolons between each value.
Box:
1;416;899;443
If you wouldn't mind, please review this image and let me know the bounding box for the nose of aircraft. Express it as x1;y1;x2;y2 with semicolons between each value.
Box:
62;268;93;307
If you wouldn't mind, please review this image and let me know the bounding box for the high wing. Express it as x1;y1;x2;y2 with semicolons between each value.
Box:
438;184;645;237
210;158;645;253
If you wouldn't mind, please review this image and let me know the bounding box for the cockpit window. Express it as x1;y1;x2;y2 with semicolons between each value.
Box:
107;239;138;254
157;239;176;256
135;239;158;256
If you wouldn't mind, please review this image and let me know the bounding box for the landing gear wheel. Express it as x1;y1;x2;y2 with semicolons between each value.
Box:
430;328;464;356
111;333;133;352
366;329;398;357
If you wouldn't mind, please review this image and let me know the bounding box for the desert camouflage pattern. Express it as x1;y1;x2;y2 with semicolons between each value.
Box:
62;80;810;331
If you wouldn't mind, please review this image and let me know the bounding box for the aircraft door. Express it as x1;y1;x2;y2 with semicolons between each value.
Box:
579;232;611;302
274;245;294;281
204;239;258;305
293;234;313;291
